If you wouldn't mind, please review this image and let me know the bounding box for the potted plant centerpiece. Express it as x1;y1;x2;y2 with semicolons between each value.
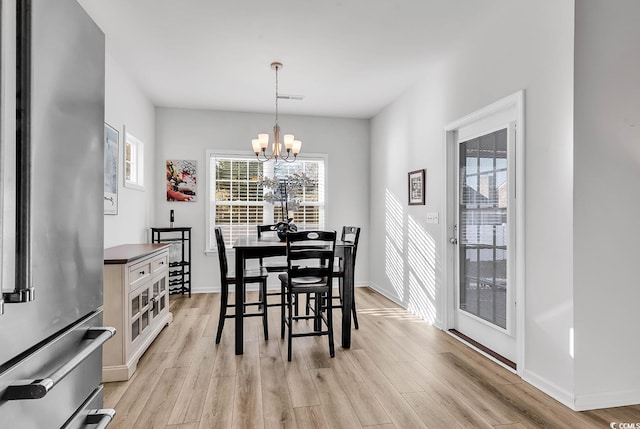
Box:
262;170;316;241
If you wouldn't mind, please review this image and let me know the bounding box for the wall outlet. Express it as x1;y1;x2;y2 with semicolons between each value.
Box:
426;212;439;224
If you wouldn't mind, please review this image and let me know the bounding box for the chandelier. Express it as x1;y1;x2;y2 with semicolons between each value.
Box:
251;62;301;163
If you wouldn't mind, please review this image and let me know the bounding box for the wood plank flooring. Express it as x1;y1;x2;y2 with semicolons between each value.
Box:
104;287;640;428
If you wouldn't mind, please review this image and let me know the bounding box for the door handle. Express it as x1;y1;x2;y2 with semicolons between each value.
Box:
2;0;35;311
449;237;458;245
3;327;115;400
86;409;116;429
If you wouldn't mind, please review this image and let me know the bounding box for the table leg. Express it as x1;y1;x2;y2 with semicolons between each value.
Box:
341;245;353;348
235;248;245;355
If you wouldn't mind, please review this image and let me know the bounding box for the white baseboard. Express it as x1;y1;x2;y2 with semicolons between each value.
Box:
189;287;218;294
521;369;575;410
368;282;441;326
520;364;640;411
368;281;403;306
574;388;640;411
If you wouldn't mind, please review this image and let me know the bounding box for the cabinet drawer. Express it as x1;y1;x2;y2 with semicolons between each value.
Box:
151;253;168;273
129;261;151;286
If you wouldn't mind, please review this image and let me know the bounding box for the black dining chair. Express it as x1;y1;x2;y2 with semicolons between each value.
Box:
257;224;288;271
305;225;361;329
214;227;269;344
334;226;361;329
256;224;288;311
279;230;336;361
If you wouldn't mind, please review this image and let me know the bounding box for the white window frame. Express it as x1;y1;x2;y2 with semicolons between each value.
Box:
123;127;144;190
205;150;327;252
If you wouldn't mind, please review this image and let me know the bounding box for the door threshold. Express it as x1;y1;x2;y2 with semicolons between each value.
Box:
448;329;516;372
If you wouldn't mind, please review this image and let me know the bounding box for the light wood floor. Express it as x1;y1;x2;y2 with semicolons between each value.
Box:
104;287;640;428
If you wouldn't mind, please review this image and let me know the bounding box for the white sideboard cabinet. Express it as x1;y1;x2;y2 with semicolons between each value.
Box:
102;243;173;382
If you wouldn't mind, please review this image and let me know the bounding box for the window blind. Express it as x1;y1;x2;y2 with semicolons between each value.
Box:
207;152;326;249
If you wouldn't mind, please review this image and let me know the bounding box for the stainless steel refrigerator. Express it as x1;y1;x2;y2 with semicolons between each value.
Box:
0;0;115;427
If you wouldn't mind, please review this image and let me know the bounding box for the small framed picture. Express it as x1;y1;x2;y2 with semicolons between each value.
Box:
166;159;197;201
104;123;119;215
408;169;425;205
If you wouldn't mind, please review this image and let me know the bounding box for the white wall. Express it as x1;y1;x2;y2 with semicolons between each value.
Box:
103;50;157;247
154;108;370;293
369;0;576;406
573;0;640;409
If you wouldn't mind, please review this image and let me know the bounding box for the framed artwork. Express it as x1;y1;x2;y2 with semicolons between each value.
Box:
167;159;197;201
104;123;119;214
408;169;425;205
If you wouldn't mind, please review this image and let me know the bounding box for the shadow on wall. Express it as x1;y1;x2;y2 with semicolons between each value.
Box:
385;188;439;323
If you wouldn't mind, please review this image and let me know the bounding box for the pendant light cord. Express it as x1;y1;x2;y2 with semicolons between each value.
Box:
275;65;279;126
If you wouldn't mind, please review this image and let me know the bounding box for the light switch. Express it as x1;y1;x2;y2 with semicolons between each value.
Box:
426;212;439;224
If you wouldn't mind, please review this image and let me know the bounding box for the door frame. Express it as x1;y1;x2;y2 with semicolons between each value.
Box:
441;90;526;375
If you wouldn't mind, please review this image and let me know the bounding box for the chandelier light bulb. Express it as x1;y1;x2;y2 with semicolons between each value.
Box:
284;134;294;150
258;133;269;149
251;139;261;154
292;140;302;155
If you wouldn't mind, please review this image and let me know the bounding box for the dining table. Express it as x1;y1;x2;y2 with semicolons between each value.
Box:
232;236;355;355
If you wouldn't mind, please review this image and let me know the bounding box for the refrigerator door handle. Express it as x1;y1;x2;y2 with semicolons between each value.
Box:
86;409;116;429
2;327;115;400
2;0;35;308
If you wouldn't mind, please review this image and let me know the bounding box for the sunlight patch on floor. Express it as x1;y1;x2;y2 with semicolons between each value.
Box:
357;306;425;322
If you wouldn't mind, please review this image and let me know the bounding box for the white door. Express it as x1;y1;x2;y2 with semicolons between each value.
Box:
452;123;517;364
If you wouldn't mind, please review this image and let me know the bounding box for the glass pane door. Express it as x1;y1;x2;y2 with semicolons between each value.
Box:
459;128;508;329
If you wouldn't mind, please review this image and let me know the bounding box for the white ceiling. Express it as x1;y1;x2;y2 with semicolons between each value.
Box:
78;0;505;119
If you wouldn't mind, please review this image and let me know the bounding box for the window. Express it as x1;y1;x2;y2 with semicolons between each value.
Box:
265;160;324;230
124;128;144;190
206;151;326;249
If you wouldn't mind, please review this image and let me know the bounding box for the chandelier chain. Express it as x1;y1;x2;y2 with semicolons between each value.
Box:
275;65;279;125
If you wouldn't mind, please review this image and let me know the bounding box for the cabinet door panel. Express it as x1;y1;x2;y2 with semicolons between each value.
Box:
128;284;151;349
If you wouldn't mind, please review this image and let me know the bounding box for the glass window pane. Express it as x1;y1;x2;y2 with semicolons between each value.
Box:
216;181;231;201
131;296;139;316
232;182;248;201
217;160;231;180
216;205;231;224
248;206;264;223
132;319;139;340
232;160;247;180
142;310;149;330
459;128;508;329
232;206;247;223
247;182;260;201
248;161;261;180
479;133;495;173
141;289;148;307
